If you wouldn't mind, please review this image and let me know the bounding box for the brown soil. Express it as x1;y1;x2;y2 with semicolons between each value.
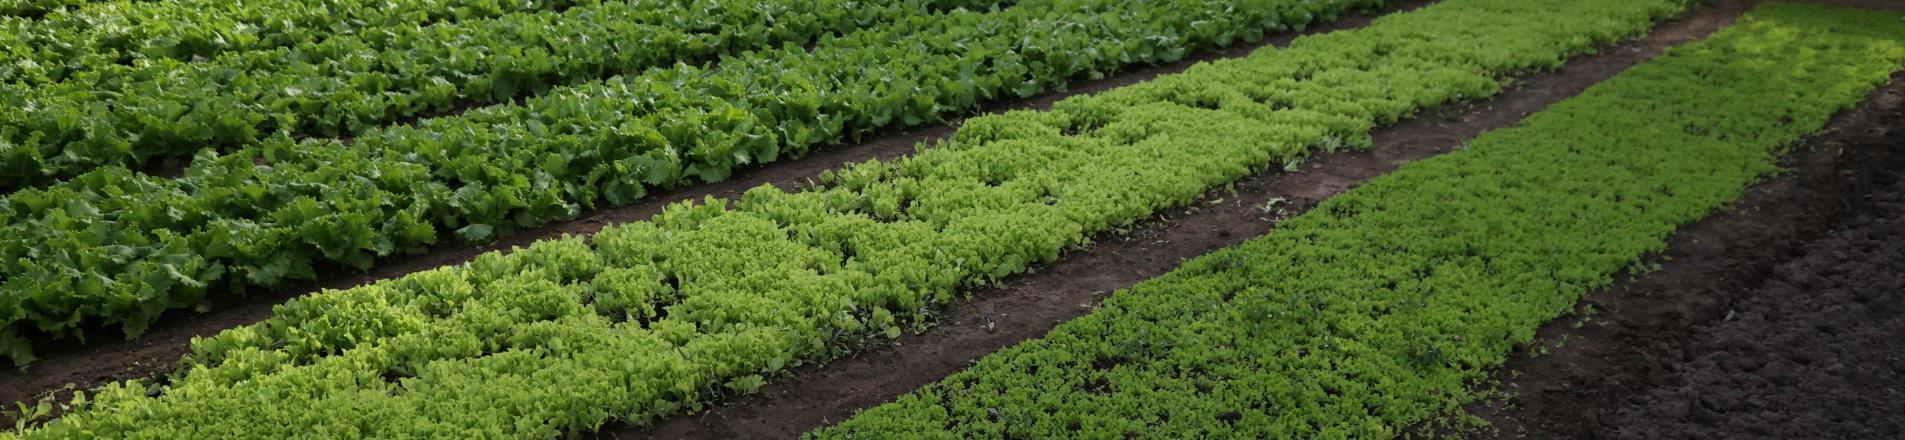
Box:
612;1;1764;438
1467;72;1905;439
0;0;1435;416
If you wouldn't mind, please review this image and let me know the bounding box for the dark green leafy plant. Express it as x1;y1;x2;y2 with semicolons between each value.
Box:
0;0;1009;190
0;0;605;84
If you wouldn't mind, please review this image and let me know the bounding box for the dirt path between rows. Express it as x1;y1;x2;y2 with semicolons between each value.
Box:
1467;71;1905;439
0;0;1438;417
611;1;1768;438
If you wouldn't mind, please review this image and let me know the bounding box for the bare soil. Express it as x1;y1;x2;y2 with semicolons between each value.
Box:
1468;71;1905;439
613;1;1766;438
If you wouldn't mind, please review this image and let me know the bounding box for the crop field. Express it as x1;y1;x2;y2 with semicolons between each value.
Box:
1;0;1902;438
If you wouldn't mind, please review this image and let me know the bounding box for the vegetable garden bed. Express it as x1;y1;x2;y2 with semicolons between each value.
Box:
4;0;1903;438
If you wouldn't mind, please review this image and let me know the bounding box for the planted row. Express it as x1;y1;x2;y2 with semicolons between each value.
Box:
0;0;1005;190
0;0;604;84
0;0;1391;364
814;4;1905;438
1;0;1687;436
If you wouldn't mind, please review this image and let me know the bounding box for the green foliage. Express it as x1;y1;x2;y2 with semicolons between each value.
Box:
0;0;93;16
811;4;1905;438
1;0;1710;437
0;0;1009;189
0;0;1395;364
0;0;604;84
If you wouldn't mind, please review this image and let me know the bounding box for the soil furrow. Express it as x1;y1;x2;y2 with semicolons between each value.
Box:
0;0;1436;413
611;1;1761;437
1469;69;1905;439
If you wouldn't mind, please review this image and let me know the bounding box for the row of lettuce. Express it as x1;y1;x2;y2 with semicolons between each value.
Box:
0;0;1009;190
0;0;604;83
0;0;1393;364
2;0;1693;436
812;4;1905;437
